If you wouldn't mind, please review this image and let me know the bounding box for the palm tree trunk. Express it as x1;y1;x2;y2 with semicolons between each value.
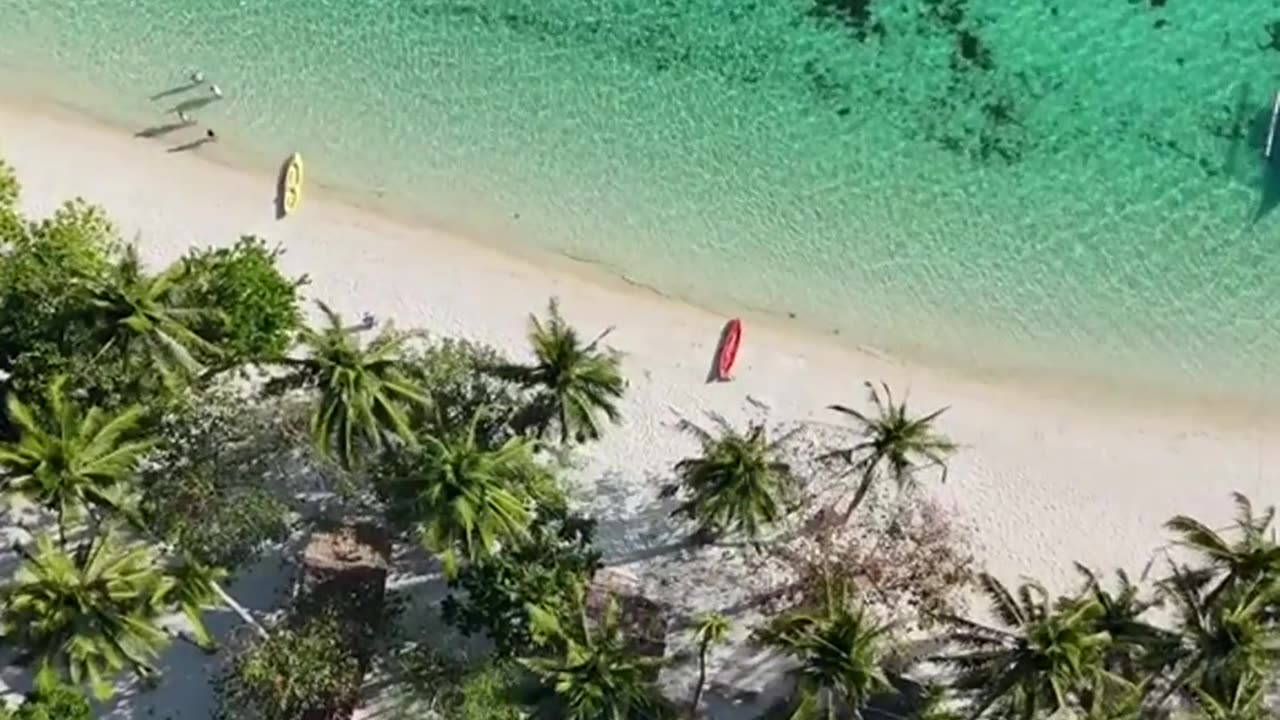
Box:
211;580;270;639
839;471;877;526
691;642;710;715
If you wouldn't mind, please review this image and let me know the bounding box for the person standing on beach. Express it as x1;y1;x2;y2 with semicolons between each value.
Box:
210;84;223;99
177;110;193;125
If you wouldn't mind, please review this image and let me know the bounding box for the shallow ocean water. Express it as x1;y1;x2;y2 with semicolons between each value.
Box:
1;0;1278;403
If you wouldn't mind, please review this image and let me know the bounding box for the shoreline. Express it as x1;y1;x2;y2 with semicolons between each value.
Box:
2;95;1278;574
4;82;1280;716
1;84;1277;431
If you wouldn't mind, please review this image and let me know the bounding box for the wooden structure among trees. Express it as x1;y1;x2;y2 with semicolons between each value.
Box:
297;519;392;720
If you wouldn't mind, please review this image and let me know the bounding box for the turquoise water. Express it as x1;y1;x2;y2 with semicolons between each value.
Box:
2;1;1279;404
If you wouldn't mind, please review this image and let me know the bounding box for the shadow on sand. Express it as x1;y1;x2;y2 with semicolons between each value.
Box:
135;121;193;139
149;80;203;101
167;137;213;154
704;319;736;383
274;154;293;220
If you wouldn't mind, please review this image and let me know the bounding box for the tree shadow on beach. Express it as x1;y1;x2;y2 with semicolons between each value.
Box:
589;468;688;566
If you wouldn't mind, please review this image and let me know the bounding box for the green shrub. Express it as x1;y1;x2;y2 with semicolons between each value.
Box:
442;502;601;658
141;387;295;569
0;673;92;720
457;663;526;720
401;337;529;446
214;612;362;720
181;236;307;363
0;199;119;408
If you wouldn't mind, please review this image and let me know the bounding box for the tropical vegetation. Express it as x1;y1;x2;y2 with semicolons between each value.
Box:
0;153;1277;720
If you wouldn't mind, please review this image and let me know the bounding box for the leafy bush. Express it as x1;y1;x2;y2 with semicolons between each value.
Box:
389;648;526;720
181;236;307;364
0;199;120;412
0;674;92;720
442;502;602;657
214;612;362;720
400;337;528;446
140;387;295;569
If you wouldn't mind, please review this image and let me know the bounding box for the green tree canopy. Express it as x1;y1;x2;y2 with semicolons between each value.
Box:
939;573;1123;720
84;244;224;390
268;301;425;469
755;578;894;720
493;298;625;444
0;377;153;541
661;415;801;543
179;236;307;365
821;381;957;524
0;532;213;699
213;611;361;720
376;408;554;577
442;502;601;657
519;591;671;720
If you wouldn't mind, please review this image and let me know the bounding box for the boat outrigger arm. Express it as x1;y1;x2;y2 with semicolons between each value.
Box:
1267;90;1280;160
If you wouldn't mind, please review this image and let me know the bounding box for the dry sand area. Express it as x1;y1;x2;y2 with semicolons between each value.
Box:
0;97;1277;718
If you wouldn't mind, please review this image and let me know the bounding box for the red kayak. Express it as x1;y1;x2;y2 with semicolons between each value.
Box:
715;318;743;381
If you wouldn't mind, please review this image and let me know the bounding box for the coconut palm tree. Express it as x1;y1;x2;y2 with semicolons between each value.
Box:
0;377;153;544
1072;563;1180;679
660;416;801;543
754;577;894;719
493;299;624;444
1164;493;1280;607
937;573;1122;720
0;532;213;699
269;301;426;469
377;407;552;578
820;381;957;524
1156;565;1280;717
690;612;731;714
520;592;670;720
85;244;223;388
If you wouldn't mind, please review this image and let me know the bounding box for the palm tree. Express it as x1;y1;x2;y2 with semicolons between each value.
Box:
1164;493;1280;606
0;532;213;699
938;573;1121;720
493;299;625;444
1072;563;1180;680
270;301;426;469
690;612;731;714
377;407;551;578
1156;565;1280;717
754;577;894;719
520;592;669;720
820;381;957;524
660;416;801;543
85;244;223;388
0;377;153;544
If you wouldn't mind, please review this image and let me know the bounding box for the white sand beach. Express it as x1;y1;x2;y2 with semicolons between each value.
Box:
1;96;1278;717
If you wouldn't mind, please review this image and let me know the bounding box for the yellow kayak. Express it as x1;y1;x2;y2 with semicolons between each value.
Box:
280;152;304;216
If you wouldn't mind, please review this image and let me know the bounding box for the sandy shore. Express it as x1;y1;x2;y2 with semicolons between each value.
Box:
1;97;1278;716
